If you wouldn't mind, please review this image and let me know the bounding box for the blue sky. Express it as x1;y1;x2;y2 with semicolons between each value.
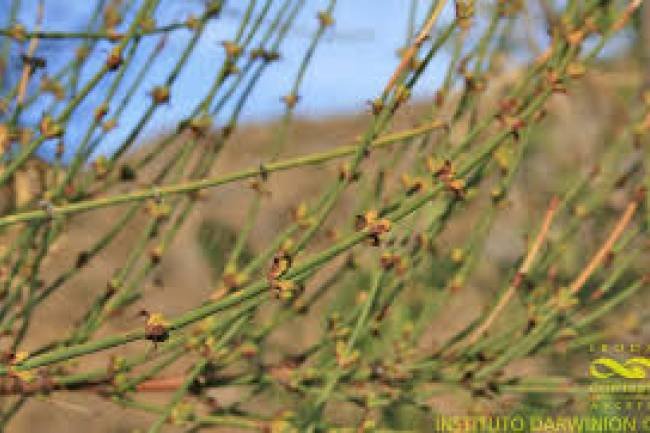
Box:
0;1;633;160
1;1;459;158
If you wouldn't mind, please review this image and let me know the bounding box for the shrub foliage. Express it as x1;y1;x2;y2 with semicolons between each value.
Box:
0;0;648;431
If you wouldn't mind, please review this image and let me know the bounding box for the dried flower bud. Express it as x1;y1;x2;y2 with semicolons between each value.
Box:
369;218;391;236
270;279;303;302
149;246;163;264
380;252;395;270
490;185;505;202
280;238;294;253
501;115;526;137
414;233;430;252
498;97;519;115
119;164;136;181
566;29;585;46
205;0;223;17
567;62;586;79
145;200;171;220
409;56;423;72
380;253;404;273
281;93;299;109
93;155;108;179
400;174;425;195
106;46;122;70
151;86;170;104
170;402;195;425
552;287;579;311
497;0;523;16
19;54;45;70
249;179;271;196
494;146;513;173
222;41;242;59
239;341;258;358
187;115;212;136
40;76;65;100
185;14;200;30
39;115;63;139
12;351;29;364
250;49;279;63
338;162;352;182
103;4;122;29
335;340;359;369
368;98;384;115
70;249;89;269
465;73;486;92
573;203;588;219
450;247;464;264
0;123;10;152
317;11;334;27
223;269;248;291
140;16;156;33
143;312;170;343
455;0;475;30
10;368;35;383
106;28;122;43
102;118;118;132
8;24;27;41
292;202;313;228
426;155;447;175
632;113;650;136
545;69;566;93
448;178;466;197
394;85;411;105
268;250;292;281
355;210;378;231
94;102;109;122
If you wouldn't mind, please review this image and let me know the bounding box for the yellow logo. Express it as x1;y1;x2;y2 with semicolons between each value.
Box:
589;357;650;379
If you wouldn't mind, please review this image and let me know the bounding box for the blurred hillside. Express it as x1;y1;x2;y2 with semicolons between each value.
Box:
4;58;648;432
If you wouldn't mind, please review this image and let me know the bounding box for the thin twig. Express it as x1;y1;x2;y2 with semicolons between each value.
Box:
383;0;448;96
0;121;446;228
568;188;644;296
16;1;44;105
466;195;560;346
